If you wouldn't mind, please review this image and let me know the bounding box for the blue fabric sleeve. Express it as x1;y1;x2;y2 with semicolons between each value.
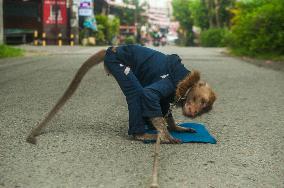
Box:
142;87;162;117
142;78;175;118
104;48;146;135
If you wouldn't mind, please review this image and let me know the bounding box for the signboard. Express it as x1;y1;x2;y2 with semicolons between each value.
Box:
79;0;93;16
43;0;67;25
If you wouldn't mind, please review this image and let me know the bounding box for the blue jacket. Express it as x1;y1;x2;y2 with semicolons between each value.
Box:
104;45;190;134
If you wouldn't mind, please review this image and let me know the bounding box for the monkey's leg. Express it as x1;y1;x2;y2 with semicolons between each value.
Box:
104;50;146;136
27;50;106;144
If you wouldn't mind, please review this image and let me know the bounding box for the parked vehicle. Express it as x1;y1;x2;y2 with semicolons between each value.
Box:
152;31;160;46
166;33;178;45
160;34;167;46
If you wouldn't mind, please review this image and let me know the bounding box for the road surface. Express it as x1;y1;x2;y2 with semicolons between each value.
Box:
0;46;283;188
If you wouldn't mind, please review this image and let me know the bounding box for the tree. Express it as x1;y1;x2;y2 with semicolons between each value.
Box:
119;0;147;26
0;0;3;44
205;0;235;28
117;0;147;44
189;0;235;29
189;0;209;30
95;14;120;44
228;0;284;56
172;0;194;46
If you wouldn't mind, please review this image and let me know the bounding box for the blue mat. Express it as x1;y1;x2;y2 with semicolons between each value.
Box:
144;122;217;144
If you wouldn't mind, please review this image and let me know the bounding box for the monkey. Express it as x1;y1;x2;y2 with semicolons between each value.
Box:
26;45;216;145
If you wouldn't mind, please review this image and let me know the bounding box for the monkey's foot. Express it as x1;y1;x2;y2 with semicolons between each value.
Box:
134;133;181;144
159;132;181;144
133;133;157;141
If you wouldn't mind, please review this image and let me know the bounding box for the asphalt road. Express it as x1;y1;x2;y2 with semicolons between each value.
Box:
0;46;283;188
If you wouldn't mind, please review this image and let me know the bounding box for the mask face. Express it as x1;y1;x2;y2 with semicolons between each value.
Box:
182;81;216;118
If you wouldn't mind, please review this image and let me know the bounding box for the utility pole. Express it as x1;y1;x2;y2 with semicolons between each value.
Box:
0;0;4;44
70;0;79;44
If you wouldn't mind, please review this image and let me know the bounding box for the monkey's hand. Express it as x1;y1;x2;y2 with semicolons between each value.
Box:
169;125;196;133
166;116;196;133
150;117;181;144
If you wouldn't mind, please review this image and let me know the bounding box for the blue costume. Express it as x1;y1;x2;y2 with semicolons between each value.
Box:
104;45;190;135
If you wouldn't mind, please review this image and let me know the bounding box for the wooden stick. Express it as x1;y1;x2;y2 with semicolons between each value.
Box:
150;133;161;188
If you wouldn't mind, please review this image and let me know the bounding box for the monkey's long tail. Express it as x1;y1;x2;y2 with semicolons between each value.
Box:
27;49;106;144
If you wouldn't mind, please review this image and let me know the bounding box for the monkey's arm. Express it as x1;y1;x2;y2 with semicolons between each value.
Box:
141;80;183;143
150;117;181;144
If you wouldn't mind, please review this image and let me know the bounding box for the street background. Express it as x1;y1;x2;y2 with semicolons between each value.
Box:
0;46;283;188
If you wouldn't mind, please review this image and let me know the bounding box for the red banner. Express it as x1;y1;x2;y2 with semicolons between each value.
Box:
43;0;67;25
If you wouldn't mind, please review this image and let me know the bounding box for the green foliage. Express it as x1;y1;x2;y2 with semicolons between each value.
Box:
93;15;107;44
172;0;192;31
106;17;120;44
124;36;136;44
218;0;235;27
95;15;120;45
94;25;106;44
188;0;235;30
80;15;120;45
172;0;234;46
0;45;23;58
189;0;209;30
120;0;147;26
228;0;284;56
172;0;194;46
200;28;228;47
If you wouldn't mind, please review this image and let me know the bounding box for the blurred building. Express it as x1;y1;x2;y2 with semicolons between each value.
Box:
93;0;137;44
2;0;138;45
3;0;72;44
140;0;172;32
93;0;136;33
94;0;135;15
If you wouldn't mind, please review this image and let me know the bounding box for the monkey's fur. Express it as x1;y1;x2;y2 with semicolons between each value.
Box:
26;49;216;144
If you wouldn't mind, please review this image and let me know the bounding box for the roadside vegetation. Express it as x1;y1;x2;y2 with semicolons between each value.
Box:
79;14;120;45
0;45;24;58
227;0;284;60
172;0;284;60
79;0;146;46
